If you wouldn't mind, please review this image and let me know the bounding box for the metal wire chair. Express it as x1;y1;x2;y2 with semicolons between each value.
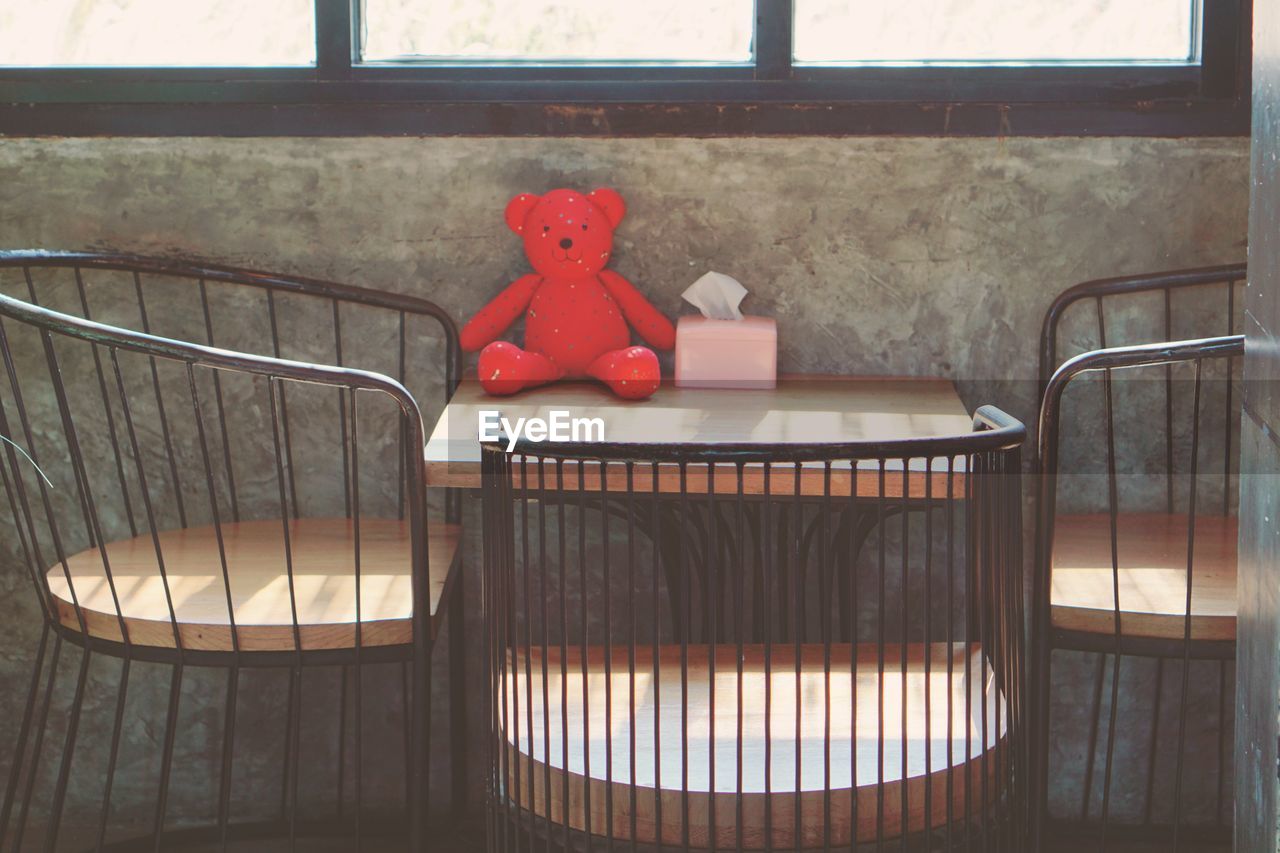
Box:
0;252;463;852
1031;334;1244;852
481;407;1027;851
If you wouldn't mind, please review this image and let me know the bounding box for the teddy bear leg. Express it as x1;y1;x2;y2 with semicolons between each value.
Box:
585;346;662;400
477;341;565;396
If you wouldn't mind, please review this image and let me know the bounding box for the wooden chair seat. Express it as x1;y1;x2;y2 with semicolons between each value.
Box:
1050;512;1237;642
46;518;461;652
501;643;1004;848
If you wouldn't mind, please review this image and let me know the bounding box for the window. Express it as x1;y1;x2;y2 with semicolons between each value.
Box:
361;0;755;63
0;0;315;67
0;1;1250;136
792;1;1198;65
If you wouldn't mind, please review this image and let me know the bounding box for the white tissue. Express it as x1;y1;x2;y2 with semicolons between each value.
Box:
681;271;748;321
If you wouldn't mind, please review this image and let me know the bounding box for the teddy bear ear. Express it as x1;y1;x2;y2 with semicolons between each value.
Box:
504;193;541;234
587;187;626;228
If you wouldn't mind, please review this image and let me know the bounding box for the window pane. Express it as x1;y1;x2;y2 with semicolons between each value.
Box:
361;0;753;63
0;0;315;67
794;1;1196;64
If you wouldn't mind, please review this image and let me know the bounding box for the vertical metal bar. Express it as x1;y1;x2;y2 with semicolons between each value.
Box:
1171;358;1204;853
75;266;138;537
651;461;664;849
899;461;909;853
600;458;615;853
95;657;130;853
266;291;301;519
1164;287;1175;514
1097;301;1122;851
962;453;974;853
945;456;955;853
348;388;363;851
132;271;187;528
1080;655;1106;822
849;460;861;853
449;567;467;817
763;462;774;850
1142;660;1165;826
627;461;639;853
792;461;804;853
151;663;184;853
735;462;747;853
0;623;48;846
820;461;832;853
535;456;553;853
1216;661;1229;827
198;279;240;523
189;364;239;652
13;635;63;853
708;460;720;853
875;460;886;853
217;667;238;852
680;462;691;852
267;376;305;848
923;458;934;845
334;301;352;518
398;311;407;520
43;646;91;853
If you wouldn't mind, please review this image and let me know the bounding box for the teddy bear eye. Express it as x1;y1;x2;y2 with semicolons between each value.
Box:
581;223;588;231
542;225;550;232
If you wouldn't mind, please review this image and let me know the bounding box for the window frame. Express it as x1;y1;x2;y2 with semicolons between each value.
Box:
0;0;1251;137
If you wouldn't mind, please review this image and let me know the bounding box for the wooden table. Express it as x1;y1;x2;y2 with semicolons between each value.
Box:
424;375;973;497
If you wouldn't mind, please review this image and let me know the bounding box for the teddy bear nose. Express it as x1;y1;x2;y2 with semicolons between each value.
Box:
559;238;573;250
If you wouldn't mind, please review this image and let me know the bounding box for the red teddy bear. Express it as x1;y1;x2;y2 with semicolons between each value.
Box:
460;187;675;400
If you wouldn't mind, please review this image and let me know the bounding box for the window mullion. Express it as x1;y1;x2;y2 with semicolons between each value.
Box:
315;0;355;80
754;0;793;80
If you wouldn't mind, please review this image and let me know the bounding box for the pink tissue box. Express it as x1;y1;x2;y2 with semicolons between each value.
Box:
674;315;777;389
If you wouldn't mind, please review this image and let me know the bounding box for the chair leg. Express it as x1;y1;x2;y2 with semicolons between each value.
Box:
0;624;49;849
449;568;468;818
96;657;131;853
1079;652;1106;825
44;645;92;852
1142;659;1164;827
409;643;434;852
151;663;184;853
1097;651;1124;853
13;634;63;853
215;665;238;853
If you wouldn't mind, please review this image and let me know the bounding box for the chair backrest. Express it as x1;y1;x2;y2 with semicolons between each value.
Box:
0;289;430;657
1039;264;1245;388
480;410;1027;850
0;250;461;526
1039;265;1245;518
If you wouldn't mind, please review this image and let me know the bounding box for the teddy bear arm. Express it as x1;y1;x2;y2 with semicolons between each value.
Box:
598;269;677;351
459;274;543;352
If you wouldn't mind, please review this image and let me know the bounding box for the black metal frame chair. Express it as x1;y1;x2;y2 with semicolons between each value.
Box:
481;407;1028;851
0;251;463;851
1031;334;1244;852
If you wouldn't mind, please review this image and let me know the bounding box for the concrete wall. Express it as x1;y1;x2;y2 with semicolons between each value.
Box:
0;136;1249;841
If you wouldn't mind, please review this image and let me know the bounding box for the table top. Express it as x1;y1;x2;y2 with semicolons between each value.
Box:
424;374;974;497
